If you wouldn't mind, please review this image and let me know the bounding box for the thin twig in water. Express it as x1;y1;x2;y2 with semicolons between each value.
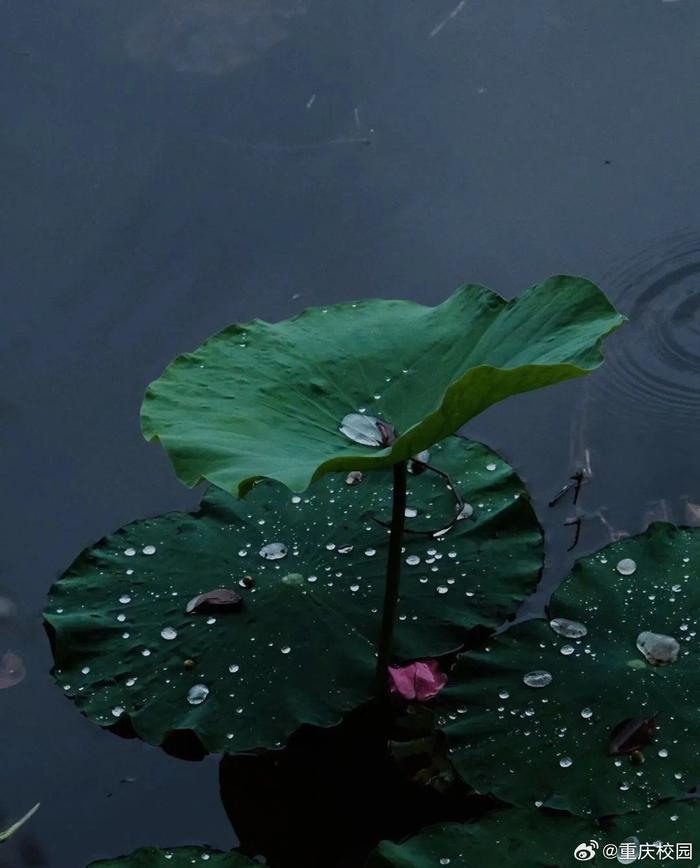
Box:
564;516;582;551
429;0;466;38
548;469;587;507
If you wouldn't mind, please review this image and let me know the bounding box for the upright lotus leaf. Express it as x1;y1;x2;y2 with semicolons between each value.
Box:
437;523;700;816
89;847;256;867
45;437;542;754
365;801;699;867
141;277;623;496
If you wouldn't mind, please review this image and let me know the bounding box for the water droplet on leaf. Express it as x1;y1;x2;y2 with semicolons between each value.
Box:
187;684;209;705
523;670;552;688
636;631;680;666
549;617;588;639
259;543;287;561
616;558;637;576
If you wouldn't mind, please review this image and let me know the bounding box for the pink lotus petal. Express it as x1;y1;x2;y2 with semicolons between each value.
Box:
388;659;447;701
0;651;26;690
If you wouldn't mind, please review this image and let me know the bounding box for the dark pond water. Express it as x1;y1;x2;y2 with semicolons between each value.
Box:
2;0;700;864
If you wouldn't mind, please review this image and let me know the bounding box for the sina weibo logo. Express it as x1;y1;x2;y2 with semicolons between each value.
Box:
574;841;599;861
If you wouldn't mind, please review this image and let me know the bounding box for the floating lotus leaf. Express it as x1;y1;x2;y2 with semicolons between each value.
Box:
366;801;699;867
45;438;542;755
437;523;700;816
141;277;623;496
89;847;256;867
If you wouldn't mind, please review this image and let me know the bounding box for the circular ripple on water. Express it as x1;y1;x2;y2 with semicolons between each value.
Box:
589;231;700;428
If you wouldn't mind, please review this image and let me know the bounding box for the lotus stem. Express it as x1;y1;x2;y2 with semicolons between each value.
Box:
374;460;408;697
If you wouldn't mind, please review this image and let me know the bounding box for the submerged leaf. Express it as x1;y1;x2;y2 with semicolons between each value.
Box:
141;278;623;496
45;437;543;755
89;846;257;866
365;801;700;867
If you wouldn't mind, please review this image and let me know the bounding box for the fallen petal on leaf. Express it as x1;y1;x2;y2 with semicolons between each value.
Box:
185;589;244;614
389;660;447;702
608;715;657;756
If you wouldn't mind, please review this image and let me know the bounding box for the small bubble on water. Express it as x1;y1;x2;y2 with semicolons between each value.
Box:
523;670;552;688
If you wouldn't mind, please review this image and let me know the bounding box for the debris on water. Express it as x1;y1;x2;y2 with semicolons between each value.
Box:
339;413;396;447
608;715;656;756
523;670;552;688
187;684;209;705
616;558;637;576
0;597;16;622
186;588;244;614
345;470;363;485
549;617;588;639
259;542;288;560
636;631;679;666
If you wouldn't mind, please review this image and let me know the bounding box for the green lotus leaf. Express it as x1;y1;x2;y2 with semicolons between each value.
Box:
45;437;542;755
366;801;699;867
141;277;623;496
89;847;256;867
437;523;700;817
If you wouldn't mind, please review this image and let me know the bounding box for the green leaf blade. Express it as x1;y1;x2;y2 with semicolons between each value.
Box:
141;278;623;496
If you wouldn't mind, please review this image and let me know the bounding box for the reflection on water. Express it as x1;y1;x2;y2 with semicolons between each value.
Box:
125;0;307;75
587;231;700;427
